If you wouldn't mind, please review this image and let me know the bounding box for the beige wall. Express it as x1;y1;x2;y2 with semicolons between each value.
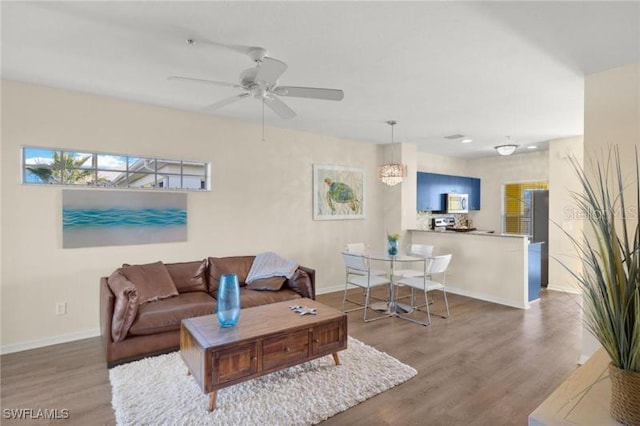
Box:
417;151;468;176
581;62;640;361
547;136;584;293
585;62;640;194
0;80;386;351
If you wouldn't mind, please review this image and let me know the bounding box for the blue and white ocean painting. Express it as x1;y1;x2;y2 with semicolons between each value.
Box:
62;190;187;248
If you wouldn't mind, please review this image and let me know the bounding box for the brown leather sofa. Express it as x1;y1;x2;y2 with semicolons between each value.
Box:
100;255;315;367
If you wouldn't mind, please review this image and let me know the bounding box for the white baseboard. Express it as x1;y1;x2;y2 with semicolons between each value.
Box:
546;284;581;295
446;286;529;309
578;353;592;365
318;283;529;309
316;284;345;295
0;328;100;355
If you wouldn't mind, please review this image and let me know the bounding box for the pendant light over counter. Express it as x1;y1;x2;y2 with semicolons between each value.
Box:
378;120;407;186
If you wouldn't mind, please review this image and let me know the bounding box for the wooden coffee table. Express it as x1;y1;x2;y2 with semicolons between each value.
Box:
180;298;348;411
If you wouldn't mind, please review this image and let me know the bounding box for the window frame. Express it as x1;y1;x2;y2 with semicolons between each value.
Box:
22;146;210;191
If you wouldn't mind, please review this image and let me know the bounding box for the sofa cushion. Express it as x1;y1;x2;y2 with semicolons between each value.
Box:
121;261;179;305
128;292;216;336
285;268;313;299
239;287;302;309
165;259;207;293
246;276;286;291
208;256;255;295
107;270;139;342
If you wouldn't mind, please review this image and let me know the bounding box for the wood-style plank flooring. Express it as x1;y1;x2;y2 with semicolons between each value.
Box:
0;289;582;425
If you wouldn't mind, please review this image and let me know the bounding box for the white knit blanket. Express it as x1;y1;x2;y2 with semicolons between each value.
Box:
245;252;298;283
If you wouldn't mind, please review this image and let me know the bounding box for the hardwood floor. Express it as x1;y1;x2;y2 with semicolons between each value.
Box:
0;289;582;425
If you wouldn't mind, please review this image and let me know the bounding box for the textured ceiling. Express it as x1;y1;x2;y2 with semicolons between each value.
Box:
2;1;639;158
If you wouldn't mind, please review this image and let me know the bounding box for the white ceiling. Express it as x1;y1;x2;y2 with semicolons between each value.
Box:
2;1;639;158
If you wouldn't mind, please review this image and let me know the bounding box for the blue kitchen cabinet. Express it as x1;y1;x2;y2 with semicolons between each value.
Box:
417;172;481;211
528;242;543;301
417;172;445;211
416;172;431;211
468;177;481;210
448;174;465;194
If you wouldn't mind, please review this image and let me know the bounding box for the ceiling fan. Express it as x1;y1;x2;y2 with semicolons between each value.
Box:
169;39;344;119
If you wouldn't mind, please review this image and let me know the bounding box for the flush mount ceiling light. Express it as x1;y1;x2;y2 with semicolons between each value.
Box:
378;120;406;186
494;137;518;156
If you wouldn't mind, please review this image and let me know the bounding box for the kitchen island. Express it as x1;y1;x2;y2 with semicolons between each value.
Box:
409;229;535;309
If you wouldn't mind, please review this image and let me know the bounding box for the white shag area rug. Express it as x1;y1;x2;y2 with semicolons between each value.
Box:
109;336;416;425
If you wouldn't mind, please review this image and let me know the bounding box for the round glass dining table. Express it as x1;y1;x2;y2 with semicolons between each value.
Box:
364;251;427;315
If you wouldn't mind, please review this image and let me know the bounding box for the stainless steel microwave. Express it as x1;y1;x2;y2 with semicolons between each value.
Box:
446;193;469;213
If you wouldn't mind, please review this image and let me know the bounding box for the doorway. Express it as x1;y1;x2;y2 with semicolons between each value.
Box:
503;182;549;287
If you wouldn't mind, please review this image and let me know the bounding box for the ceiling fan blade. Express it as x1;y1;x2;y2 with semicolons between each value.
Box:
255;57;288;86
168;76;242;89
273;86;344;101
264;96;296;119
203;93;250;111
196;39;268;61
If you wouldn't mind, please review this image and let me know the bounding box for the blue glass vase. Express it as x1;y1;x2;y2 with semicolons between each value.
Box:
217;274;240;328
387;239;398;256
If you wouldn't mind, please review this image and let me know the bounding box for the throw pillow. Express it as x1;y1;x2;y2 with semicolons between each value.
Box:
107;269;139;342
246;276;287;291
285;268;313;299
207;256;255;296
121;261;179;305
164;259;208;293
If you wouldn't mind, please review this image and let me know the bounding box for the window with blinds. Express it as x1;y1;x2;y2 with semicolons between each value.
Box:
503;182;548;234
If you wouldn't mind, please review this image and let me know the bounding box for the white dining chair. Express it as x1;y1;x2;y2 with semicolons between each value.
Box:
396;254;452;326
393;244;435;278
344;243;387;276
341;252;392;322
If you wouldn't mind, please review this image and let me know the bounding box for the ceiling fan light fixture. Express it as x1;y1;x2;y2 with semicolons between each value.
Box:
495;144;518;156
378;120;407;186
495;137;518;156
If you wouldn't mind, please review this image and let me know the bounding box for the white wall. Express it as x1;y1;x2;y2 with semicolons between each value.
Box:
466;150;549;232
0;80;386;351
585;62;640;196
547;136;584;293
581;62;640;361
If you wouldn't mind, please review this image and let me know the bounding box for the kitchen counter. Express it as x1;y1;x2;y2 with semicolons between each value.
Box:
410;228;528;238
410;229;532;309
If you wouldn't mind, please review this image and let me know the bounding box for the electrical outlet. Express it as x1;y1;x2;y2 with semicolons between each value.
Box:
56;302;67;315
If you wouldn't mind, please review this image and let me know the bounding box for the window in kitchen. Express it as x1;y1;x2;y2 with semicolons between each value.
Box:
22;147;209;191
503;181;548;235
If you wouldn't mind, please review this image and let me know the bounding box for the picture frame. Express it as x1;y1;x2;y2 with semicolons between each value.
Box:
62;190;187;248
313;164;365;220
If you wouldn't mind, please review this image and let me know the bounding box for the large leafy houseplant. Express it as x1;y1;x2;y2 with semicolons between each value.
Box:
567;147;640;424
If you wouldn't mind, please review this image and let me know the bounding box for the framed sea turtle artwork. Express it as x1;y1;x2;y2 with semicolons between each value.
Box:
313;164;365;220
